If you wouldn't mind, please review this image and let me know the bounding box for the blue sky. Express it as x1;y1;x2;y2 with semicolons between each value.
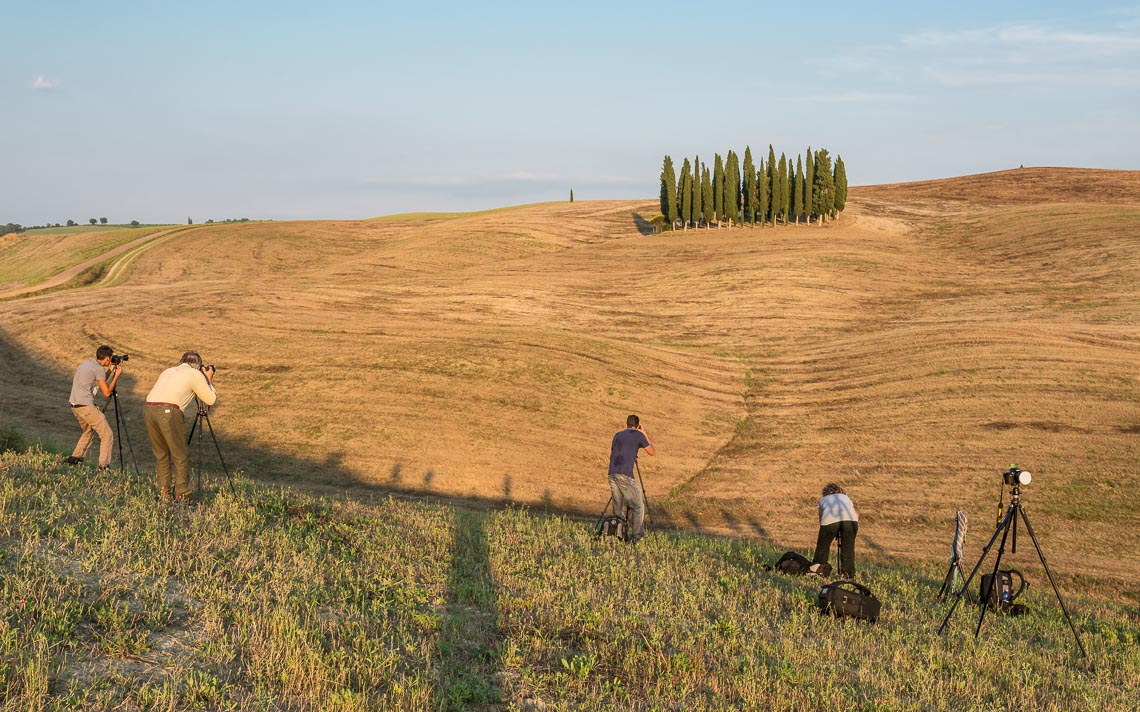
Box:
3;1;1138;224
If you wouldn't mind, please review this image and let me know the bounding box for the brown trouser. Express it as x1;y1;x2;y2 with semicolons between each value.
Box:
71;404;113;467
144;404;191;497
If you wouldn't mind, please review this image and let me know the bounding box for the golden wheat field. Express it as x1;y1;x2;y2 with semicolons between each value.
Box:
1;168;1137;592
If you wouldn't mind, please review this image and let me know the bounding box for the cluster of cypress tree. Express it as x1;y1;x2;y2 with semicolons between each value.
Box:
659;146;847;230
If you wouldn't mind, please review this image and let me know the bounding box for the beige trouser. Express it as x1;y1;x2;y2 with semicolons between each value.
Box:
144;404;191;497
71;404;113;467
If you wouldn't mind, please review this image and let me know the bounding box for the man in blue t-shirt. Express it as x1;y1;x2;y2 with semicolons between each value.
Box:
608;414;655;542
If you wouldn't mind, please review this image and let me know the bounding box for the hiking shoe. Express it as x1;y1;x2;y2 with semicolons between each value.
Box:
96;465;112;472
65;456;84;466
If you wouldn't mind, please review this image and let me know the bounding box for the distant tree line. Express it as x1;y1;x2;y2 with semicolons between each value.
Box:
659;145;847;230
0;218;148;235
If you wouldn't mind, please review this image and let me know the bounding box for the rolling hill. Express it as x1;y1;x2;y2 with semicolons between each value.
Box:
1;167;1137;589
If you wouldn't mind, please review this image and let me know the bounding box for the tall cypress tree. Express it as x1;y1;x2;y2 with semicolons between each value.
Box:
742;146;757;226
725;151;740;226
679;158;692;230
701;165;713;231
792;156;803;224
813;149;834;223
758;163;769;227
660;155;677;228
777;154;788;224
692;156;703;228
804;145;814;223
766;145;778;225
834;155;848;214
713;154;725;227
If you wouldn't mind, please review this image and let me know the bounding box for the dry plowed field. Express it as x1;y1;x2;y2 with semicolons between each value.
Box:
2;168;1137;588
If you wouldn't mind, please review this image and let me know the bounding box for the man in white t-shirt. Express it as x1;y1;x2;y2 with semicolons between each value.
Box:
811;482;859;577
143;351;217;501
66;345;124;469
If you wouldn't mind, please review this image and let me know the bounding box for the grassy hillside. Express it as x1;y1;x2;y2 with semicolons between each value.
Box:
0;226;175;291
0;168;1136;594
1;449;1136;710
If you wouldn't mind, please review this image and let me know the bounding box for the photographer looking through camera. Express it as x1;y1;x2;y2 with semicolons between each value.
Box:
66;345;124;470
607;414;655;543
143;351;217;502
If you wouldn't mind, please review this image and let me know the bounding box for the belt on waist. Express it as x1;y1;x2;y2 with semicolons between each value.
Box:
145;402;181;409
70;403;87;408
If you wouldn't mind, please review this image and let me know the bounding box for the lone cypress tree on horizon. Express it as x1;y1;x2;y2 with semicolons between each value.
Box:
660;155;678;228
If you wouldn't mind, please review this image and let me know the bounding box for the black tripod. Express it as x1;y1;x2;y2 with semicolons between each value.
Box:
937;482;1087;658
101;389;142;477
596;460;651;535
185;398;236;496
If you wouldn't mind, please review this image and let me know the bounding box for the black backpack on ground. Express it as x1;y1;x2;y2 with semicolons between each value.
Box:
980;569;1028;614
774;551;821;575
818;579;881;622
597;515;627;541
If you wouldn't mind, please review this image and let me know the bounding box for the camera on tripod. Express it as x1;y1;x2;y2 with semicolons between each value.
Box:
1002;466;1032;487
110;353;130;365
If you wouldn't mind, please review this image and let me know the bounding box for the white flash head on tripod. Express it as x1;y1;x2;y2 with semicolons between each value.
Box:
1003;466;1032;486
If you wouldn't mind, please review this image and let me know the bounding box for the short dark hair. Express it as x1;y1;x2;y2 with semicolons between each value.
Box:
96;345;113;360
822;482;846;496
180;351;202;367
626;414;640;428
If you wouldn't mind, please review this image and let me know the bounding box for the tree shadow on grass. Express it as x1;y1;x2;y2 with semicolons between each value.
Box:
631;213;657;236
434;509;504;710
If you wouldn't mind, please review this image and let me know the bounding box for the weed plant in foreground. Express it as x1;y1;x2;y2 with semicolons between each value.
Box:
0;447;1136;710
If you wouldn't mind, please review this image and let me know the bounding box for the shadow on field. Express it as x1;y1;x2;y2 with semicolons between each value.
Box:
0;329;796;561
631;212;656;236
0;329;94;452
435;510;504;709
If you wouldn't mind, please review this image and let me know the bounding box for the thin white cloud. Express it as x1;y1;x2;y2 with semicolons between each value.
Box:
32;75;60;90
779;91;914;104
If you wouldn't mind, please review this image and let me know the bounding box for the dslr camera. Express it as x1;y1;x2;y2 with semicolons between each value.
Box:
1002;466;1032;487
201;363;216;374
110;353;130;365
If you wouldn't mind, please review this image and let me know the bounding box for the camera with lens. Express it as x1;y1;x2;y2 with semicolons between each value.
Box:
110;354;130;365
1002;466;1032;487
201;364;216;374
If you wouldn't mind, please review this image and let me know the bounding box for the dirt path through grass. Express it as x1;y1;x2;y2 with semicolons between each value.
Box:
0;226;193;299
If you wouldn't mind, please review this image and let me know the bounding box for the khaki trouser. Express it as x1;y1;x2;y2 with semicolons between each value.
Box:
608;472;645;541
71;404;113;467
144;404;191;497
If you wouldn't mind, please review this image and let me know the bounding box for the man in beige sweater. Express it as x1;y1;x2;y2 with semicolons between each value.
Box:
144;351;217;501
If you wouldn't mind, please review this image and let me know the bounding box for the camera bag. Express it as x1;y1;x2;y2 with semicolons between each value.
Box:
980;569;1027;612
597;515;627;541
817;580;881;622
774;550;814;575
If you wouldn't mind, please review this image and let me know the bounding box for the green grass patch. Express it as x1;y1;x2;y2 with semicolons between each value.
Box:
0;447;1135;710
